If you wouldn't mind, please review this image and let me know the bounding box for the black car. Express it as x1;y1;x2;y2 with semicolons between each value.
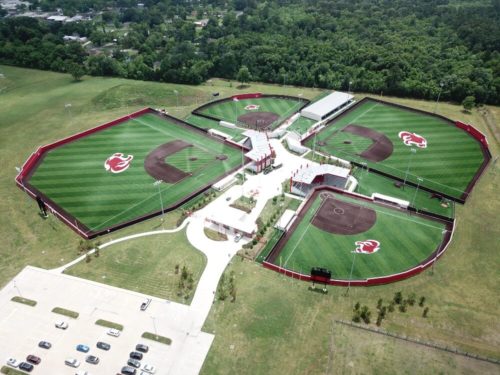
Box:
121;366;137;375
135;343;149;353
97;341;111;351
129;351;143;360
38;340;52;349
19;362;34;372
127;358;141;368
86;355;99;364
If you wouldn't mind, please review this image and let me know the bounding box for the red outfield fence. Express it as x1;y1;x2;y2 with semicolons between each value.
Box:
301;97;492;203
231;92;262;100
263;185;455;287
15;108;248;239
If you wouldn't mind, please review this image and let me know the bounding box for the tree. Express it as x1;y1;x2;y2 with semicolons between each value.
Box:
419;296;426;307
423;307;429;318
236;65;251;85
67;63;85;81
393;291;403;304
462;96;476;112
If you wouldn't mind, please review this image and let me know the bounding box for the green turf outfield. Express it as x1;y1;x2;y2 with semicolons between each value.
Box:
353;168;454;218
198;97;304;128
27;113;241;233
305;99;485;199
287;116;317;135
184;114;246;141
274;192;447;280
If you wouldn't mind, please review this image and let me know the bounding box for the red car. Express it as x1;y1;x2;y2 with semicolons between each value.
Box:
26;355;41;365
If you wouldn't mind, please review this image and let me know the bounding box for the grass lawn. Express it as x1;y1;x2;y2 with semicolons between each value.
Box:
27;113;241;233
0;65;498;374
305;99;486;199
184;114;247;142
64;229;206;303
274;191;447;279
353;167;454;218
287;115;317;135
198;97;305;128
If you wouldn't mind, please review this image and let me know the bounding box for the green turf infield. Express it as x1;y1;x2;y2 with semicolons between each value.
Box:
305;99;486;199
184;114;246;141
274;191;447;280
198;97;304;128
27;113;242;234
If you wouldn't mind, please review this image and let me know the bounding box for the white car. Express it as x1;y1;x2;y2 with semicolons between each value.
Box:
6;358;19;368
55;320;69;329
76;371;91;375
234;233;242;242
65;358;80;368
141;364;156;374
107;328;121;337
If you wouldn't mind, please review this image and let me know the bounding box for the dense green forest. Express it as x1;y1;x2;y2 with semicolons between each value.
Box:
1;0;499;104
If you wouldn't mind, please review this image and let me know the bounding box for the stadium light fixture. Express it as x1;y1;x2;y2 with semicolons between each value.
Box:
403;148;417;189
433;81;444;113
411;177;424;208
348;81;353;94
173;90;179;107
153;180;164;224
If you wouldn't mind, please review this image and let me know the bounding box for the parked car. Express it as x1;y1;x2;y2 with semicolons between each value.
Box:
234;233;242;242
38;340;52;349
85;355;99;365
65;358;80;368
129;351;143;360
121;366;137;375
76;344;90;353
127;358;141;368
96;341;111;350
26;355;41;365
6;358;19;368
107;328;121;337
18;362;34;372
55;320;69;329
272;163;283;170
140;298;152;311
135;344;149;353
141;363;156;374
76;371;91;375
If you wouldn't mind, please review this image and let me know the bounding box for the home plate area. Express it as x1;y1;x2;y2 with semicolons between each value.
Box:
312;194;377;235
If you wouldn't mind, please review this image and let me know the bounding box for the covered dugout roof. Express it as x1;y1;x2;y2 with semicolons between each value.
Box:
301;92;354;121
243;130;272;161
292;164;350;184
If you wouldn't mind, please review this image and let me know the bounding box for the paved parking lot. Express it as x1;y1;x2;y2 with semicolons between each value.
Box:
0;267;213;375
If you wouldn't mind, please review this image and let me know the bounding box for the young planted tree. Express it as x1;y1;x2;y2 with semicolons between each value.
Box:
462;96;476;112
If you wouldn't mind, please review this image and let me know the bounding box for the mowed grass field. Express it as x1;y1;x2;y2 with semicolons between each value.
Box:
305;99;486;199
65;230;206;304
184;114;247;141
1;66;498;374
198;97;304;127
27;113;242;233
275;192;446;279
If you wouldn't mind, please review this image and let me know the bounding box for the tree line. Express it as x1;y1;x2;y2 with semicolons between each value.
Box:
1;0;498;104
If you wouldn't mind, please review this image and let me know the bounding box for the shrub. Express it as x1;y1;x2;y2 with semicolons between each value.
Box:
393;291;403;304
423;307;429;318
360;305;371;324
408;293;416;306
419;296;426;307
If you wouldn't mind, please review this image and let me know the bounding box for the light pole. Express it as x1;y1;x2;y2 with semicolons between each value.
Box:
348;81;353;94
345;251;357;296
65;103;72;124
173;90;179;107
403;148;416;189
433;81;444;113
13;280;22;297
411;177;423;208
153;180;164;224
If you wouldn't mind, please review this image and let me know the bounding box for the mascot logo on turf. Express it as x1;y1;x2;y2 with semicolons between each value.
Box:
354;239;380;254
398;131;427;148
245;104;260;111
104;153;134;173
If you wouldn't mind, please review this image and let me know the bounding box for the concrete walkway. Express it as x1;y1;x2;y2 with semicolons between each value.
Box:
39;136;318;374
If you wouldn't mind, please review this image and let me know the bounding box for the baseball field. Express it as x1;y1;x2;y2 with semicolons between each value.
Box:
25;112;242;236
269;189;450;280
305;98;488;200
196;96;305;130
